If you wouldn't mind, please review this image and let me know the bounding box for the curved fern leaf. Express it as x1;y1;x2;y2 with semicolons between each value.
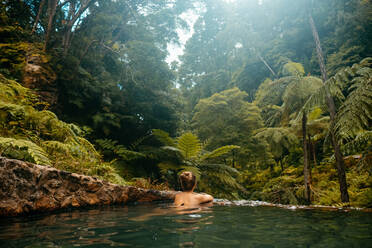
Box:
152;129;175;146
201;145;240;161
0;137;51;165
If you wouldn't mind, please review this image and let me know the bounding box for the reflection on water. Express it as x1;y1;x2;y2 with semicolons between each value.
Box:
1;203;372;247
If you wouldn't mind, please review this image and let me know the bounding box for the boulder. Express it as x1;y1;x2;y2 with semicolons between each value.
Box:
0;157;177;216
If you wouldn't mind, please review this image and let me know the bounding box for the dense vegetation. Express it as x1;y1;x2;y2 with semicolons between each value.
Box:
0;0;371;207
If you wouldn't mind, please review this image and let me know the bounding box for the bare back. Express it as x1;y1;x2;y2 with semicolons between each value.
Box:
174;192;213;208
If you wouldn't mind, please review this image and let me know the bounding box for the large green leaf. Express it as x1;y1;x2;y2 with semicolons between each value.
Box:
176;132;202;160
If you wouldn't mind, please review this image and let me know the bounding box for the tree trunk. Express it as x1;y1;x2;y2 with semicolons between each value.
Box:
302;112;311;204
32;0;46;34
257;53;276;78
310;140;317;167
308;14;349;203
279;160;283;172
62;24;73;56
62;0;95;55
44;0;58;51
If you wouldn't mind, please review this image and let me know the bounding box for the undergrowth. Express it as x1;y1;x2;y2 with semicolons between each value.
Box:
0;73;127;185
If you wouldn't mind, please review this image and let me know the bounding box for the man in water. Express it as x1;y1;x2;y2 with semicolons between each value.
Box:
130;171;213;221
174;171;214;208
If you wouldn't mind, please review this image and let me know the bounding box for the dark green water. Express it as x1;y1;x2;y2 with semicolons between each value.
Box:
1;203;371;248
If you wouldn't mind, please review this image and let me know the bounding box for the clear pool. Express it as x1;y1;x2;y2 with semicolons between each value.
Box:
1;203;371;247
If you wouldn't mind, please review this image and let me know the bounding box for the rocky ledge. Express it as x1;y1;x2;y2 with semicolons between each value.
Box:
0;157;177;217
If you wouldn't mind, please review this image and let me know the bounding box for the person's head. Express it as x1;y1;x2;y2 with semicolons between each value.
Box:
179;171;196;192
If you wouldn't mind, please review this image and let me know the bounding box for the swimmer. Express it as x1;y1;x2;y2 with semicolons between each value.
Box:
174;171;214;208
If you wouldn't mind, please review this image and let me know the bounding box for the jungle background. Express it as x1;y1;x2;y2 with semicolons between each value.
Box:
0;0;371;207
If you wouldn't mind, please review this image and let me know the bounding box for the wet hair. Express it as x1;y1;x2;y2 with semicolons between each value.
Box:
179;171;196;191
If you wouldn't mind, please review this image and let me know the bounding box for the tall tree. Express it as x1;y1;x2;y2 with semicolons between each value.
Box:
308;13;349;202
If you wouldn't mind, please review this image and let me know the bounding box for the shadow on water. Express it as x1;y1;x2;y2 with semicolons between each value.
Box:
0;201;371;247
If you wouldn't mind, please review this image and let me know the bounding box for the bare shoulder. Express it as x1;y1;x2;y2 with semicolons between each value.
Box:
174;192;185;206
195;193;214;204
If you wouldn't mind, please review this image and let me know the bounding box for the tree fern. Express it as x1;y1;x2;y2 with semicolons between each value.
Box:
154;130;243;196
301;58;371;142
0;137;51;165
176;132;202;160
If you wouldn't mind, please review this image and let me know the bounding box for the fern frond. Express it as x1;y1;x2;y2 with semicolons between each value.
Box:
200;145;240;161
335;75;371;141
157;162;180;175
199;163;242;189
128;133;151;151
300;77;345;115
0;137;51;165
42;140;73;156
342;131;372;155
176;132;202;160
95;139;118;151
115;148;146;161
152;129;175;146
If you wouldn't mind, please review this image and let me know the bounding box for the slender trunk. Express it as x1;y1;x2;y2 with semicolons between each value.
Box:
302;113;311;204
62;25;73;56
309;14;349;203
257;53;276;78
77;40;97;66
232;150;235;168
32;0;46;34
279;160;283;172
44;0;58;51
311;140;317;167
61;0;94;55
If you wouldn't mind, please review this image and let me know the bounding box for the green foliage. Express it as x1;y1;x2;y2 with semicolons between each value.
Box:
254;127;298;165
282;76;323;119
201;145;241;161
282;62;305;77
302;58;372;151
176;132;202;160
0;137;51;165
95;138;146;162
152;129;176;146
0;73;124;184
2;0;371;207
334;58;372;142
155;131;242;198
192;87;263;166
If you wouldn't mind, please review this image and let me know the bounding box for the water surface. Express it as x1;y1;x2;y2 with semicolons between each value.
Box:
1;203;371;247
